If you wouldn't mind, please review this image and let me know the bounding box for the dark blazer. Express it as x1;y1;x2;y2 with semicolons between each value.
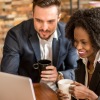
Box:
1;19;78;82
72;59;100;100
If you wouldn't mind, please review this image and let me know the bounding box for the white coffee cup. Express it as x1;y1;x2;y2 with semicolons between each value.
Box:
58;79;74;100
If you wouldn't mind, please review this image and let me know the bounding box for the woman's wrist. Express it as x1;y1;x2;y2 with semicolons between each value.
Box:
87;90;98;100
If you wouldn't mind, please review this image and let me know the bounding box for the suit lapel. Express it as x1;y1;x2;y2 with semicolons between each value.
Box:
52;38;60;66
52;28;65;68
29;27;41;61
89;62;100;91
57;38;65;68
75;59;86;84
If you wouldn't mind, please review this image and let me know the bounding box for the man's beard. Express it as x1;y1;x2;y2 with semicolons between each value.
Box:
38;29;53;40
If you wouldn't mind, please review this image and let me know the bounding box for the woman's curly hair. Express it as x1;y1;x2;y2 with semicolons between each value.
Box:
65;7;100;50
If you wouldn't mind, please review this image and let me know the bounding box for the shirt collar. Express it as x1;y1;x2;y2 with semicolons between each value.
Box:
81;50;100;69
53;30;58;40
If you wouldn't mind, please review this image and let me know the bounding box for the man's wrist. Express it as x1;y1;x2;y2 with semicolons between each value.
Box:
57;72;64;81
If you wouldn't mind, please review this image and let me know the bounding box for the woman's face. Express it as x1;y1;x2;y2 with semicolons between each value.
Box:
74;27;95;60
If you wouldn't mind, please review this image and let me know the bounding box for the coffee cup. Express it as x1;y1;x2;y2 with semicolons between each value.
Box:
33;59;51;72
58;79;74;100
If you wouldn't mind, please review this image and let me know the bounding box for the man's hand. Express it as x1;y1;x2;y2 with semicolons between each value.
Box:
41;65;58;82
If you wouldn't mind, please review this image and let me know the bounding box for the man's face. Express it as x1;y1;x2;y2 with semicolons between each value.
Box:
33;5;60;40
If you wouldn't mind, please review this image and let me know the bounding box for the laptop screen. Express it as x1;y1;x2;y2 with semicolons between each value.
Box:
0;72;36;100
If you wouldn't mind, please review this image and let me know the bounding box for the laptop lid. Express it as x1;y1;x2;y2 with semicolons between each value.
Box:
0;72;36;100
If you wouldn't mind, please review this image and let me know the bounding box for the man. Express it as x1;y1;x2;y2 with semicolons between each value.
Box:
1;0;78;90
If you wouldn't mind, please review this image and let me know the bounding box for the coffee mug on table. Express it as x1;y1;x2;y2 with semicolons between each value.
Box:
58;79;74;100
33;59;51;72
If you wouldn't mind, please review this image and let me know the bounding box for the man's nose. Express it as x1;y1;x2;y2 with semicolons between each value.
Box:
42;23;48;31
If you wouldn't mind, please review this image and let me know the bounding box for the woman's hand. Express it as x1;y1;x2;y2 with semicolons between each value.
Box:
56;89;70;100
69;81;98;100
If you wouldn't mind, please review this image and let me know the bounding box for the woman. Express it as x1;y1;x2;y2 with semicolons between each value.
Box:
57;7;100;100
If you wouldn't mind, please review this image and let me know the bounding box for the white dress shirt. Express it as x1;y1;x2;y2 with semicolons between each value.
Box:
37;30;58;91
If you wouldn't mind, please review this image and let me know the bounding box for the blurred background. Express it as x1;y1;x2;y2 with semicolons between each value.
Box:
0;0;100;63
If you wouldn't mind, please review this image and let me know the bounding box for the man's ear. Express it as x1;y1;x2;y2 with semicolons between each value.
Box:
58;13;62;22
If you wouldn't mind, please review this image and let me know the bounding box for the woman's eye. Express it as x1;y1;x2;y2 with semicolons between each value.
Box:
82;42;87;45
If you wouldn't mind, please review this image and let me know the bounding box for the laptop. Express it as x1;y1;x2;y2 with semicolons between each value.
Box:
0;72;36;100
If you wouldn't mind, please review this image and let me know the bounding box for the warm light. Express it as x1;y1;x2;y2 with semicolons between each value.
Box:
89;1;100;7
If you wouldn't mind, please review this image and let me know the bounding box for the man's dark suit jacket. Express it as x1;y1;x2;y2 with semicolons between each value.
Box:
72;59;100;100
1;19;78;82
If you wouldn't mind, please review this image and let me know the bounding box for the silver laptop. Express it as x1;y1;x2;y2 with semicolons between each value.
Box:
0;72;36;100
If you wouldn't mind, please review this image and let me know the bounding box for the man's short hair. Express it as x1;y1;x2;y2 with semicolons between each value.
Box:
32;0;61;14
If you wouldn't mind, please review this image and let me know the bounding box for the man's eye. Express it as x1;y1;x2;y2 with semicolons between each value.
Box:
36;19;42;22
48;20;54;23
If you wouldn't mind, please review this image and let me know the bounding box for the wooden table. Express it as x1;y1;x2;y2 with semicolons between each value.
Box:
33;83;58;100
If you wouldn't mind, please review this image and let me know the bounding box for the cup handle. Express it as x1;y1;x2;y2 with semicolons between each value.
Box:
33;63;39;69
